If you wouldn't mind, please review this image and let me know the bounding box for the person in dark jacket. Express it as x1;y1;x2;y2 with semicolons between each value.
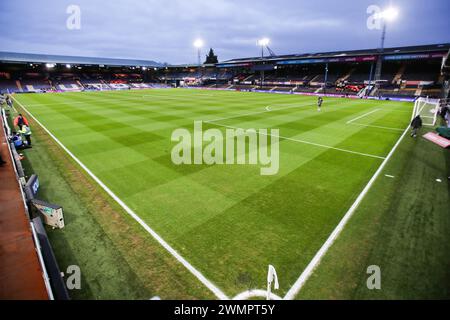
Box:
6;95;13;108
317;96;323;111
410;115;422;138
13;114;29;130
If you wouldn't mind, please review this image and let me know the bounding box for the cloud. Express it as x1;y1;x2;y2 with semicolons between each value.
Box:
0;0;448;64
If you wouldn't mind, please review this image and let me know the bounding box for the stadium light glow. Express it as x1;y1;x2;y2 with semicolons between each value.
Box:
258;38;270;47
193;39;204;66
46;63;55;68
66;64;71;69
193;39;204;48
375;7;399;21
382;7;399;21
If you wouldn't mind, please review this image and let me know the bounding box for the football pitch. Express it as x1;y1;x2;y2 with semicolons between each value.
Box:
14;89;414;299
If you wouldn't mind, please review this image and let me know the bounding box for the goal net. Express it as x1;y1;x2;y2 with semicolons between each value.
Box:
413;97;440;126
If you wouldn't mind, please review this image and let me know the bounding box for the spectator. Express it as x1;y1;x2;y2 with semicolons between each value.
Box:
10;132;31;150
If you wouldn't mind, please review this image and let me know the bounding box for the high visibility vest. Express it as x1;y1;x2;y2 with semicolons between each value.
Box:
19;126;32;136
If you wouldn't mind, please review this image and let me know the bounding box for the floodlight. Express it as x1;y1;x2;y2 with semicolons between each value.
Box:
381;7;398;21
258;38;270;47
193;39;204;48
66;64;71;68
142;66;147;70
46;63;55;68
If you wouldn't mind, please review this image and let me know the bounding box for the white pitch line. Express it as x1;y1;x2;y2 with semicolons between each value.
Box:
283;123;410;300
12;96;229;300
207;120;386;160
142;94;213;101
349;123;404;132
346;109;380;124
232;289;282;300
384;174;395;178
26;101;95;107
205;102;315;123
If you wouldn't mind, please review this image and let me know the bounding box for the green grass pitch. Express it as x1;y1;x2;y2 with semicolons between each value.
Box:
14;89;414;298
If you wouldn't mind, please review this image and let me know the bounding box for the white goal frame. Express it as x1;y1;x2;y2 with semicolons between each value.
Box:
413;97;441;126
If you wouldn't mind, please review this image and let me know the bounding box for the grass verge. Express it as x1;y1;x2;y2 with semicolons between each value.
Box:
297;126;450;299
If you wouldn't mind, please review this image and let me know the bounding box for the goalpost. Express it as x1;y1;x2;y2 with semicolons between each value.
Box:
413;97;441;126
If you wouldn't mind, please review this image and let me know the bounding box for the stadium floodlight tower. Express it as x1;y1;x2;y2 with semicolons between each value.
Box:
374;7;399;89
258;38;270;88
258;38;270;58
193;39;204;66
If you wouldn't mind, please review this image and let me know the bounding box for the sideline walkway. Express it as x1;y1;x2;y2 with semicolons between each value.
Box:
0;111;48;299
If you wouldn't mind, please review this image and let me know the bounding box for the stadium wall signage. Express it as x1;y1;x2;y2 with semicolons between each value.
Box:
276;55;377;65
383;52;446;61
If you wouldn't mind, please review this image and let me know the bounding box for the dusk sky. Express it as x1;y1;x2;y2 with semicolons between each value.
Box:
0;0;449;64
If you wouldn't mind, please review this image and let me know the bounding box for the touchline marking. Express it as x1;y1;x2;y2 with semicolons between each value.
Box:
13;97;229;300
283;123;410;300
207;120;386;160
346;109;380;124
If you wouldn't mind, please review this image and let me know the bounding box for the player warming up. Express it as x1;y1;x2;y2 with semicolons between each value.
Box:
317;96;323;111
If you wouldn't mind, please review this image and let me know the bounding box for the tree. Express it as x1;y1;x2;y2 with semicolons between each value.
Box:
204;48;218;64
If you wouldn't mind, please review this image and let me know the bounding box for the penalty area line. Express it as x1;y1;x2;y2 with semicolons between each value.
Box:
346;109;380;124
348;122;404;132
205;102;315;123
12;96;229;300
206;120;386;160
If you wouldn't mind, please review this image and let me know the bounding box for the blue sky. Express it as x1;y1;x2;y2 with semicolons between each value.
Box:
0;0;449;64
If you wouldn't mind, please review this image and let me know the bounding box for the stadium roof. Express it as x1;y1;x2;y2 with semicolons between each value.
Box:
1;44;449;69
0;51;162;67
217;43;450;66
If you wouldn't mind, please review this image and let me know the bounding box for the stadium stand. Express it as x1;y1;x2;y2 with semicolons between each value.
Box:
214;44;449;99
0;43;448;98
